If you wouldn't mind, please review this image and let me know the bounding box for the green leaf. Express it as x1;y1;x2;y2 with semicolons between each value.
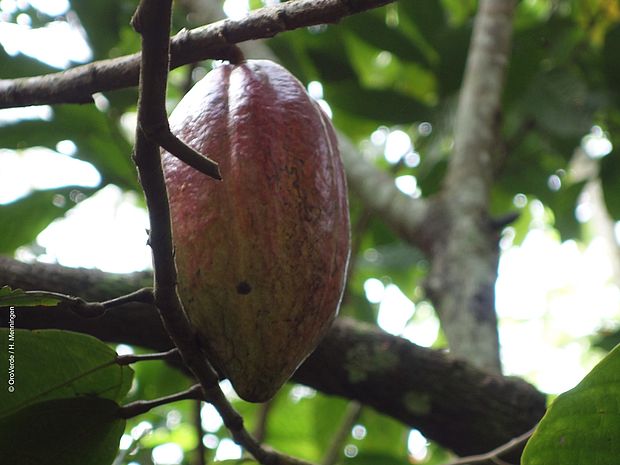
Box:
0;397;125;465
520;69;597;138
264;386;327;461
600;147;620;219
0;329;133;416
434;25;471;96
602;24;620;102
398;0;447;44
0;286;62;307
326;81;431;126
0;46;57;78
0;186;96;254
70;0;129;59
522;343;620;464
342;9;430;66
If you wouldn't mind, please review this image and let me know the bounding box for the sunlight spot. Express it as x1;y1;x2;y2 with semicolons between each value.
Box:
0;148;101;204
0;19;91;68
384;129;412;164
363;278;384;304
402;310;439;347
203;434;219;449
375;50;392;67
93;92;110;112
351;424;367;440
418;122;432;136
547;174;561;191
28;0;70;16
131;421;153;440
377;284;415;335
290;384;316;403
395;175;417;196
0;0;18;14
0;105;52;125
214;439;242;461
370;126;389;146
36;185;151;273
119;434;133;450
575;200;592;223
317;99;332;119
15;12;30;26
201;403;223;432
115;344;134;356
307;80;323;100
152;443;184;465
344;444;358;458
408;429;428;461
218;379;239;399
222;0;249;19
582;126;612;159
55;139;76;156
404;151;420;168
513;193;527;208
363;248;380;262
166;410;182;429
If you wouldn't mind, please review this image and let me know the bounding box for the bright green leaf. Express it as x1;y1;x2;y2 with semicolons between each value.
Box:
0;329;133;417
522;344;620;465
0;286;62;307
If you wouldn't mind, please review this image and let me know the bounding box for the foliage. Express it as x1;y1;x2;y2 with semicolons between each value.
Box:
522;343;620;464
0;329;132;464
1;0;620;464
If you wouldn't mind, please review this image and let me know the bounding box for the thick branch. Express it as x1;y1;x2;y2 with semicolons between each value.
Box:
0;0;393;109
0;256;546;456
425;0;517;373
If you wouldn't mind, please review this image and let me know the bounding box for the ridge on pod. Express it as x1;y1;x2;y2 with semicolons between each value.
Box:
162;59;351;402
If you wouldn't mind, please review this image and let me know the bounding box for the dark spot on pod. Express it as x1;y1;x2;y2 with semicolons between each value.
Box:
236;281;252;295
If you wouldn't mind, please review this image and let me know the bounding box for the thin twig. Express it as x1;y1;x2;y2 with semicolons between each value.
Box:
119;384;204;419
130;0;221;180
0;0;394;109
116;347;179;365
130;2;314;464
442;426;536;465
102;287;154;308
321;402;363;465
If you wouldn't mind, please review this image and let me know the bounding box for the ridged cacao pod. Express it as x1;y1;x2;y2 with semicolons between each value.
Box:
162;60;350;402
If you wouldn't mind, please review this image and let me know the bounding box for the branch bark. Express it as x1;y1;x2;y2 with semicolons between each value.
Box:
0;0;394;109
0;256;546;457
423;0;518;373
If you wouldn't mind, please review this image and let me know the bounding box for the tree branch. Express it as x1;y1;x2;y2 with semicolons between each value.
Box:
130;3;312;464
119;384;204;419
424;0;517;373
0;256;546;457
0;0;394;109
441;427;535;465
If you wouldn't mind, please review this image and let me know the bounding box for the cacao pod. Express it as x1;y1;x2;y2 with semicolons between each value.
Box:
162;60;350;402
